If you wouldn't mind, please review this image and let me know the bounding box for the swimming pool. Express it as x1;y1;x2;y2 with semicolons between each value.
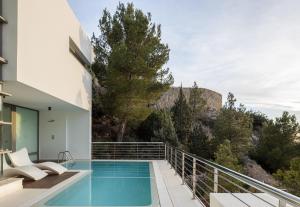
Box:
42;161;159;206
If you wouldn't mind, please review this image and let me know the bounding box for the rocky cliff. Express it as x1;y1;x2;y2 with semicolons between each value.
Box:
154;87;222;119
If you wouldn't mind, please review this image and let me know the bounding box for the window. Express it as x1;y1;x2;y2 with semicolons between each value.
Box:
69;37;91;68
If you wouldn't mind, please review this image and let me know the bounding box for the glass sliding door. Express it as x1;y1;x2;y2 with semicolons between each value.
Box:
15;107;39;161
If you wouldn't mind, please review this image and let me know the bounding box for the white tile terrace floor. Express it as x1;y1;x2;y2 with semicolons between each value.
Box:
156;160;204;207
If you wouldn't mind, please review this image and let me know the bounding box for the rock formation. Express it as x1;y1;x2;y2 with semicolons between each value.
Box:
154;87;222;119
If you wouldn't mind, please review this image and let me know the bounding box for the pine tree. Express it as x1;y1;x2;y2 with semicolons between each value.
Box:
92;3;173;141
138;110;178;146
189;81;206;127
171;86;192;145
274;158;300;196
153;110;178;146
225;92;236;110
214;140;243;192
215;140;242;171
190;124;213;159
213;93;253;158
252;112;299;172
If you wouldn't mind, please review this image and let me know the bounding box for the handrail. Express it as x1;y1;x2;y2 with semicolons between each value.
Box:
167;145;300;207
92;142;165;160
57;151;74;163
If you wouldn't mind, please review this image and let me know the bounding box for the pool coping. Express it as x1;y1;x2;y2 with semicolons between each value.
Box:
152;161;173;207
35;160;166;207
0;160;175;207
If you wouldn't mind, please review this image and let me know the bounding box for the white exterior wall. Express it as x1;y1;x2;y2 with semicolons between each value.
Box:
39;111;68;160
67;110;91;160
39;110;91;160
3;0;93;160
3;0;92;111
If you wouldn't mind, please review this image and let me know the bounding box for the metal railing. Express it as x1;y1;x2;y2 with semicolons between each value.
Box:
92;142;165;160
57;151;74;163
166;145;300;207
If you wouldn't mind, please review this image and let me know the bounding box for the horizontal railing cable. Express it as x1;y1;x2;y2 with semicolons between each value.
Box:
166;144;300;207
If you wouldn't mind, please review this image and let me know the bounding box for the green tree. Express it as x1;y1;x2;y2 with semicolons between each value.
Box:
92;3;173;141
274;158;300;196
171;86;192;145
225;92;236;110
190;124;213;159
189;81;206;126
213;93;253;158
252;112;299;172
153;110;178;146
214;140;243;192
215;140;242;172
138;110;178;146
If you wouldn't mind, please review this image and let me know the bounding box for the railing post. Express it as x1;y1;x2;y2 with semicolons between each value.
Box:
136;144;139;160
170;148;173;169
279;200;286;207
164;144;167;160
214;168;218;193
182;152;185;185
174;149;177;175
159;143;161;160
166;145;168;162
192;157;196;199
113;143;116;160
1;154;3;176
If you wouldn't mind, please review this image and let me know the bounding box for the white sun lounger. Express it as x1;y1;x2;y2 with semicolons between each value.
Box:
3;156;47;181
8;148;68;175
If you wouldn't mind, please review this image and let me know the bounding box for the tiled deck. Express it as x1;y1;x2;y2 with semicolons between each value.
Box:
156;160;204;207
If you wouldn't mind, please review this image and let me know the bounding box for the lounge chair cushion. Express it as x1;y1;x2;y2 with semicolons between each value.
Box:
3;157;47;181
35;162;67;175
8;148;33;167
5;165;48;181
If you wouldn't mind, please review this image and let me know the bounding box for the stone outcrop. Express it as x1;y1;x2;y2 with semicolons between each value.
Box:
154;87;222;119
243;157;279;186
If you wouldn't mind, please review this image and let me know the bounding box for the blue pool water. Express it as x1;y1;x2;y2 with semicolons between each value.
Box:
45;161;153;206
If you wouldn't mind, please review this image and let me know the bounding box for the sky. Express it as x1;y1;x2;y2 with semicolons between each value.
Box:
68;0;300;120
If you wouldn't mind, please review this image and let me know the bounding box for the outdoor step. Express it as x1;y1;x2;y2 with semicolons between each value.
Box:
0;178;23;199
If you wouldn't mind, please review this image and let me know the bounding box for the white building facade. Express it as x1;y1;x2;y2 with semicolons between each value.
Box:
1;0;92;160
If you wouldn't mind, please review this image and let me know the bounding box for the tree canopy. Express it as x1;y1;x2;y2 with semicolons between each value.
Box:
274;157;300;196
213;93;253;158
252;111;300;172
171;86;192;145
92;3;173;141
189;81;206;126
138;110;178;146
215;139;242;172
